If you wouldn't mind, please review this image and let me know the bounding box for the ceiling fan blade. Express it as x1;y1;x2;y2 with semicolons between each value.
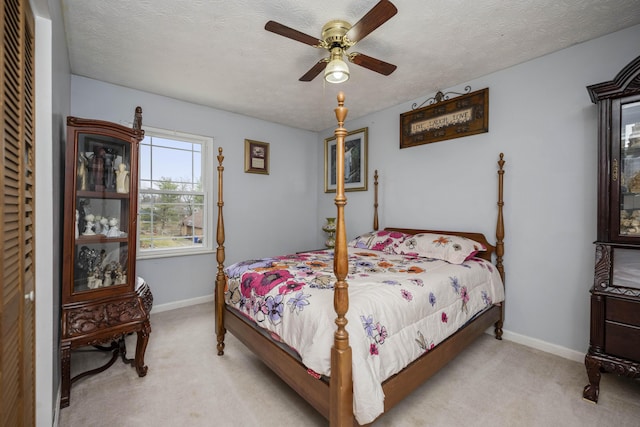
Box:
265;21;321;47
299;60;328;82
349;53;397;76
345;0;398;44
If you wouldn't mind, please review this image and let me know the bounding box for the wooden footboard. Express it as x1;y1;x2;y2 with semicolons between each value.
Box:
224;306;331;416
215;93;506;427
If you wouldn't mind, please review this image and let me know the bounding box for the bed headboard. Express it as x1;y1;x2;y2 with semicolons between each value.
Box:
377;153;505;269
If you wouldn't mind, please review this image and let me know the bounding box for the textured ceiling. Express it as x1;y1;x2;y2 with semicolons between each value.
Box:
61;0;640;132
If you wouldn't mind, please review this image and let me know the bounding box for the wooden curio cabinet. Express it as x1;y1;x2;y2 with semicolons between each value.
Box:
584;56;640;403
60;108;152;408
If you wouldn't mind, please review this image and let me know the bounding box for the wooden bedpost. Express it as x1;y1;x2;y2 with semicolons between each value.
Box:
215;147;227;355
494;153;505;340
331;92;354;427
373;170;379;231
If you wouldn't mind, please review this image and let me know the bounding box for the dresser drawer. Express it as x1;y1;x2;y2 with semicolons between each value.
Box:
605;321;640;361
606;297;640;325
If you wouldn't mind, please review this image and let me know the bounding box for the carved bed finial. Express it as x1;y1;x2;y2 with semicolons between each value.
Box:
132;106;144;141
133;106;142;130
374;170;379;231
335;92;347;127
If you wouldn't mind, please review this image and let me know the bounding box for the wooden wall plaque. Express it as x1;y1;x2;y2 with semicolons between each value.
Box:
400;88;489;148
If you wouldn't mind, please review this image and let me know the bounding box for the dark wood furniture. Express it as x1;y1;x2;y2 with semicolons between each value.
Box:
215;92;506;426
584;56;640;403
60;109;151;408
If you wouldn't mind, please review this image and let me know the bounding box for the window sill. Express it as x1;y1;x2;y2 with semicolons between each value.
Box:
137;247;214;260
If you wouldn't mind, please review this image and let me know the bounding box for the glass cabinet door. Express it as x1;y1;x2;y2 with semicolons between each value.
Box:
619;100;640;238
73;133;132;293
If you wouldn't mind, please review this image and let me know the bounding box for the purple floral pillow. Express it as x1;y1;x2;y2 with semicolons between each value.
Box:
395;233;486;264
348;230;412;254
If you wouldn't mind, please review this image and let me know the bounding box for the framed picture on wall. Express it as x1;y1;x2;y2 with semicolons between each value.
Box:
244;139;269;175
324;127;368;193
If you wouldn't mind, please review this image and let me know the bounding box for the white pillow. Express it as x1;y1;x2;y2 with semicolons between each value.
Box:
394;233;486;264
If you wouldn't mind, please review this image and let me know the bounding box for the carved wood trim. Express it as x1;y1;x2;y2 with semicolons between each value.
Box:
63;298;145;339
586;351;640;378
592;244;640;297
587;55;640;102
593;244;612;290
584;351;640;403
138;285;154;313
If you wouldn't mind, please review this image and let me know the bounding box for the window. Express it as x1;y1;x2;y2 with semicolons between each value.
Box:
137;126;213;258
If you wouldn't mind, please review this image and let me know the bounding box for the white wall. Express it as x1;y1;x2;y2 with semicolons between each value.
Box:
318;24;640;355
34;0;71;425
70;77;319;306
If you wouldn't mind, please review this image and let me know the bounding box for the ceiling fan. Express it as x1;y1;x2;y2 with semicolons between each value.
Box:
265;0;398;83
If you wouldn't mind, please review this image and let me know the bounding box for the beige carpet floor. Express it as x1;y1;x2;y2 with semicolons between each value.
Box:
58;302;640;426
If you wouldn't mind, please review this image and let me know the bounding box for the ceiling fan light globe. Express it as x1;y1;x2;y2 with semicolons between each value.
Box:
324;58;350;84
327;70;348;84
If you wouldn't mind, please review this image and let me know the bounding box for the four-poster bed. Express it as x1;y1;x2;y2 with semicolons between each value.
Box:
215;92;506;426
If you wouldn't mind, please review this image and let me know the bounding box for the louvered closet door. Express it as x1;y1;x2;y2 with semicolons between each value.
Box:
1;0;36;425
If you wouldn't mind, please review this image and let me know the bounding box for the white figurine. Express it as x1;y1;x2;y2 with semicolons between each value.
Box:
87;273;101;289
93;215;102;234
115;163;129;194
103;265;112;287
83;214;95;235
75;209;79;239
106;218;120;237
77;154;89;191
100;217;109;236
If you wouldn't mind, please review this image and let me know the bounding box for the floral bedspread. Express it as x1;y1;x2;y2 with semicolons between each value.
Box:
224;248;504;424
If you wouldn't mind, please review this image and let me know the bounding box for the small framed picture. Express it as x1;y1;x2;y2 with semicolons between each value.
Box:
324;127;368;193
244;139;269;175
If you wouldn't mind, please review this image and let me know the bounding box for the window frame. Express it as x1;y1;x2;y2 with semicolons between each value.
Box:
136;125;214;259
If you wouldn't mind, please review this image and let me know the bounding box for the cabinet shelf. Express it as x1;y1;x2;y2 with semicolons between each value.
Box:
75;235;128;245
624;145;640;157
77;190;131;199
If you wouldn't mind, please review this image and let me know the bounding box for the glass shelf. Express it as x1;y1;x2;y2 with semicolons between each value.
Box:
619;100;640;237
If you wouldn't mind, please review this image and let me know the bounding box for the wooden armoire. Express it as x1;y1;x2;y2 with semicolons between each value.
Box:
1;0;36;425
583;55;640;403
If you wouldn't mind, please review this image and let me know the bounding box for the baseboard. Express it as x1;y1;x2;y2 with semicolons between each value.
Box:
151;294;214;314
497;328;585;363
